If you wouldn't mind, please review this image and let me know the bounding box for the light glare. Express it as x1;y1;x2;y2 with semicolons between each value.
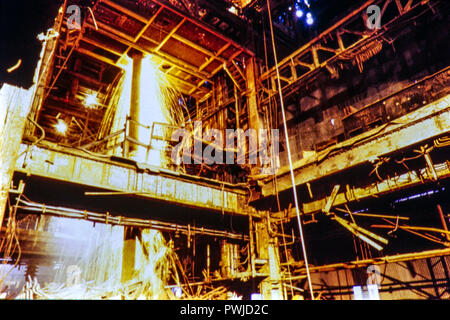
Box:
85;93;99;108
55;119;68;135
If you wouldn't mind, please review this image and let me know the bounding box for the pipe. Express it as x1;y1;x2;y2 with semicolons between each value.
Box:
16;199;249;241
129;51;143;155
207;244;210;281
334;208;410;221
437;205;449;241
424;152;438;181
248;212;256;278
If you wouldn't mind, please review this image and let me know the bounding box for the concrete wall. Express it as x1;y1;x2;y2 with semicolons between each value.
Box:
0;84;32;229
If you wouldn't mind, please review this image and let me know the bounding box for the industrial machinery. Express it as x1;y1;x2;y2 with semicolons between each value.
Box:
1;0;449;300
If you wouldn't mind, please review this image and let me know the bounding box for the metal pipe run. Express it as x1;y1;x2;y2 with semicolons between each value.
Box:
437;205;450;241
16;198;249;241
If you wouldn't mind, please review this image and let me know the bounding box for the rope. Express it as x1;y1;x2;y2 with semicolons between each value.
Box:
265;0;314;300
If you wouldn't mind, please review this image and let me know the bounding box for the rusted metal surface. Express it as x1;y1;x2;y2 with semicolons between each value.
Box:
259;0;430;104
78;0;253;99
263;94;450;197
0;85;33;230
16;198;249;241
305;249;450;300
437;205;450;242
14;143;253;216
298;161;450;216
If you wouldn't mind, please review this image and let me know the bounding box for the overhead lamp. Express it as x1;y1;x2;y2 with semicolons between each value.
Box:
85;93;99;108
306;12;314;25
296;9;304;18
55;119;68;135
228;6;238;15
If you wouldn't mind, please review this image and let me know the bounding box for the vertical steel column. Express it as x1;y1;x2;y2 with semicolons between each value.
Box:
128;51;143;155
246;57;263;176
246;57;261;132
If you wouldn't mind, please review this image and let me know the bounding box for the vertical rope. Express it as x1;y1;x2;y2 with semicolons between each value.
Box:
265;0;314;299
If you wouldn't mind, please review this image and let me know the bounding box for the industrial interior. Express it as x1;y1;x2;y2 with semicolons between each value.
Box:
0;0;449;300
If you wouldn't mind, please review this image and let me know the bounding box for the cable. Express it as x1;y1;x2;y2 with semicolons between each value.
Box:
88;7;98;31
265;0;314;300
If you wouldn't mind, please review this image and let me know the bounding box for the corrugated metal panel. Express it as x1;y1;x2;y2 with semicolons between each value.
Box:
312;254;450;300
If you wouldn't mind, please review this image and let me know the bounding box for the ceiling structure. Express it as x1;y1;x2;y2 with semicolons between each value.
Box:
78;0;254;99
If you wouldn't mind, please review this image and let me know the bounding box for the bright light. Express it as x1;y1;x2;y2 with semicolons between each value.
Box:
85;93;99;108
306;13;314;25
111;56;175;167
296;9;304;18
137;57;169;166
55;119;68;135
228;6;238;15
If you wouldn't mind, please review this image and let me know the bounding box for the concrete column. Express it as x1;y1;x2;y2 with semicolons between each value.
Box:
0;85;32;231
121;227;138;284
128;51;143;155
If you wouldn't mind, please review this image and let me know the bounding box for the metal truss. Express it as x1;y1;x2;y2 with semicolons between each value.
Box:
259;0;436;104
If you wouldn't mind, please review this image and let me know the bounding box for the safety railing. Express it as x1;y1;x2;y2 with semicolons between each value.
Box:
79;117;182;167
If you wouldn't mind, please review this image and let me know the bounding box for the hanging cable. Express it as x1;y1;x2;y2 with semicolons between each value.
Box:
265;0;314;299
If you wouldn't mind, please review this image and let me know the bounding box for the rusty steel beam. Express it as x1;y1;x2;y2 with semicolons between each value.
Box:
14;143;254;216
154;18;187;52
83;21;215;99
84;21;213;79
260;0;428;104
79;37;209;97
277;160;450;217
80;36;122;58
98;0;250;69
199;43;231;72
119;6;165;62
262;94;450;197
76;47;118;66
298;248;450;274
134;0;254;57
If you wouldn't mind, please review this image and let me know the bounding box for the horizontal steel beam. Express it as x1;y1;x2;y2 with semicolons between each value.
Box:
259;0;428;104
15;144;254;216
263;94;450;196
273;160;450;216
